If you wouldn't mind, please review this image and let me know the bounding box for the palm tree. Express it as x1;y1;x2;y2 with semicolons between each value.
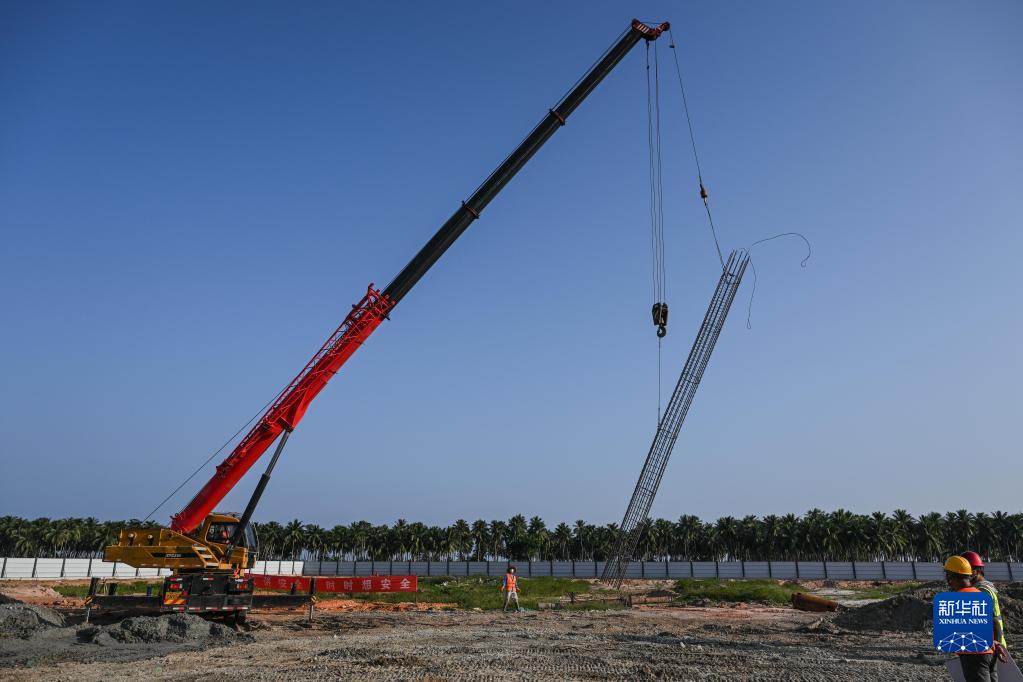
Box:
407;522;427;561
451;520;472;560
489;520;508;560
944;509;976;555
527;517;549;560
303;524;328;561
890;509;914;560
470;520;489;561
991;511;1014;561
571;520;589;561
281;520;305;560
974;513;993;559
651;518;675;561
674;515;702;560
504;515;529;560
715;516;740;561
915;512;944;562
552;522;572;560
866;512;891;561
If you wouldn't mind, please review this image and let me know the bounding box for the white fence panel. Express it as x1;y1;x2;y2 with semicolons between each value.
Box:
770;561;798;579
825;562;855;580
855;562;885;580
112;562;137;578
2;558;35;578
63;559;92;578
1;557;1009;581
667;562;692;578
915;562;945;581
692;561;717;578
744;562;771;579
798;562;825;579
32;559;63;579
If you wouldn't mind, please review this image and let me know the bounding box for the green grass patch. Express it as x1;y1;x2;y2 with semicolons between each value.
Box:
847;581;924;600
672;578;805;606
53;580;162;597
317;576;592;610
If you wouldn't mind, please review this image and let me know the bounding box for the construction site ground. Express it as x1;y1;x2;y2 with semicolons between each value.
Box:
3;578;1017;681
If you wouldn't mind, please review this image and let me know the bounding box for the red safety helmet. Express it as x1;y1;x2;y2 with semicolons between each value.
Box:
960;551;984;568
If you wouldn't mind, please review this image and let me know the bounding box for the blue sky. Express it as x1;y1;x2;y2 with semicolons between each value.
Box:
1;1;1020;527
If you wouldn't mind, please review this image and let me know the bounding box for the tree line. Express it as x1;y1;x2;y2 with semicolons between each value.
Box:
1;510;1020;563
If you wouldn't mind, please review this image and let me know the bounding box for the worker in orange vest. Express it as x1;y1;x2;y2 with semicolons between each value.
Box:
501;566;521;612
945;555;1004;681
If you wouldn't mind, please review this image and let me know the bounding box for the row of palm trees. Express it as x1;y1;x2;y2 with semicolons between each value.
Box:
3;510;1021;563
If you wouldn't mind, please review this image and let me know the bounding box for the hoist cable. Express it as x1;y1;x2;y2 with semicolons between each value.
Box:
141;389;286;523
646;41;668;424
645;43;664;304
654;41;666;304
657;338;663;427
667;30;725;269
654;45;665;424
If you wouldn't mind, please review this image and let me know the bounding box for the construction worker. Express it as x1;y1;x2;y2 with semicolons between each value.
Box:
945;555;1003;682
962;551;1008;654
501;566;521;612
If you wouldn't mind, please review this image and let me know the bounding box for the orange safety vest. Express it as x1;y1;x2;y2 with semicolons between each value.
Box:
503;573;518;592
956;587;994;655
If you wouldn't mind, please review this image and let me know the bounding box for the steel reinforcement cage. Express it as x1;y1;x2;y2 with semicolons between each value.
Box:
602;250;750;587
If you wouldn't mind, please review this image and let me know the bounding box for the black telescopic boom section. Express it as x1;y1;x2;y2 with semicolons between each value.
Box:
382;20;669;305
224;428;292;565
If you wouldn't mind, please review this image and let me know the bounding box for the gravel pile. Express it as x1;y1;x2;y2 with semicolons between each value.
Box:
834;594;932;632
0;603;65;638
81;613;247;646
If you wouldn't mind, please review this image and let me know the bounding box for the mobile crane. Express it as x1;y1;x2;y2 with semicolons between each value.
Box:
95;19;670;619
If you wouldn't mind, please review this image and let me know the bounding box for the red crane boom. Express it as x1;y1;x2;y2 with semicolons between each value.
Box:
170;286;393;532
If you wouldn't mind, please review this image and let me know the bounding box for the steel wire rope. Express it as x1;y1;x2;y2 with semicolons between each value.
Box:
141;388;287;523
743;232;812;329
655;42;667;307
645;41;668;427
667;29;724;269
665;30;811;327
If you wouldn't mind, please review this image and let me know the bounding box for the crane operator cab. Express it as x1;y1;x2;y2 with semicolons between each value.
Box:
199;514;259;568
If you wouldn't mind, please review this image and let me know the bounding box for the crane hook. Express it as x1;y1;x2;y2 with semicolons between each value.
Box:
652;302;668;338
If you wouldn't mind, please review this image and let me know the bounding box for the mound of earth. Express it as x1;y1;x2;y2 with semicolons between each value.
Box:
834;594;932;632
0;584;65;606
81;613;249;646
1000;595;1023;632
0;604;65;638
1002;584;1023;602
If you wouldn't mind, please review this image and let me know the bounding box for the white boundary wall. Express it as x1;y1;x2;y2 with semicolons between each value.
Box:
2;558;1021;581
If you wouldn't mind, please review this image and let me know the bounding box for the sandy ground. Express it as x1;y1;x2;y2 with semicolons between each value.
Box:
1;602;960;681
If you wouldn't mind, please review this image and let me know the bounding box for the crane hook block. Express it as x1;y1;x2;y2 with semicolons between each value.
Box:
652;302;668;337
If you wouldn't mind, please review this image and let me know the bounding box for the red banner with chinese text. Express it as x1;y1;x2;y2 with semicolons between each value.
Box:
249;574;417;594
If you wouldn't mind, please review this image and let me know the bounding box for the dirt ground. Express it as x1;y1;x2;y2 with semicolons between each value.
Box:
1;598;965;681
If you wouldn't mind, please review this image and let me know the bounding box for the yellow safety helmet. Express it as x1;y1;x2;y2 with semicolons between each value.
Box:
944;555;973;576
